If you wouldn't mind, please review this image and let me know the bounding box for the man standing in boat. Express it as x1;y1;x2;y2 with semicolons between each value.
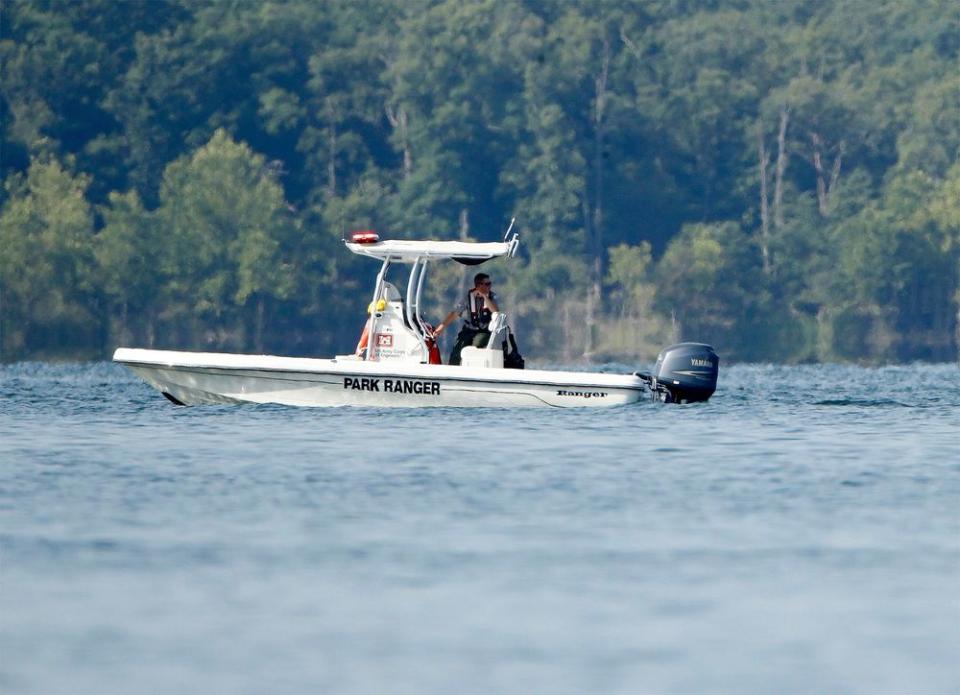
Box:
432;272;499;365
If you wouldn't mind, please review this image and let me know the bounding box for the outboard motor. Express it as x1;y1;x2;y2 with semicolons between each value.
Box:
637;342;719;403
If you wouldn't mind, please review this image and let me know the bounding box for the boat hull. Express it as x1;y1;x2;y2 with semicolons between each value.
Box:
114;348;650;408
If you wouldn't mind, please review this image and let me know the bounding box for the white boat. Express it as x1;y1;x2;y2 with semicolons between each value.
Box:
114;228;719;408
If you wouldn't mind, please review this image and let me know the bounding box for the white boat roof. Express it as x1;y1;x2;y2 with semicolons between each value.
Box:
345;238;516;263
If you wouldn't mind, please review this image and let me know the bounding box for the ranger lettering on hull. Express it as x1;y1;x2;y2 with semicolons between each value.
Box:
344;377;380;391
384;379;440;395
344;376;439;395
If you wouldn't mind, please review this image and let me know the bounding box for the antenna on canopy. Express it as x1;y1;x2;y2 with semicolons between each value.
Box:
503;217;520;257
502;217;516;242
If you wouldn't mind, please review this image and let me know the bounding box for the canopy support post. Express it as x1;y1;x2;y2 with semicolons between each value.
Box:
406;258;429;362
366;257;391;360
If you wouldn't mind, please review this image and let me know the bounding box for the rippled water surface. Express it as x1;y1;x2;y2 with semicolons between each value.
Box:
1;362;958;694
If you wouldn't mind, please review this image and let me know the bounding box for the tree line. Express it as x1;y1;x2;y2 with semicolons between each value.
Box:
1;0;957;363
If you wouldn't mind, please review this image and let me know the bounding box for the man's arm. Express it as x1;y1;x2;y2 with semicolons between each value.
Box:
433;310;460;337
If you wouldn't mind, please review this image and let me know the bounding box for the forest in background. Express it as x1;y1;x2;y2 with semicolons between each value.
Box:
1;0;958;364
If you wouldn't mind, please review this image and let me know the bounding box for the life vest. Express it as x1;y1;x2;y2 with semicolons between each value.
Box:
355;319;370;356
464;291;493;330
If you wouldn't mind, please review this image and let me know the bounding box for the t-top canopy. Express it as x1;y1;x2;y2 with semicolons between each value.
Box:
345;237;519;264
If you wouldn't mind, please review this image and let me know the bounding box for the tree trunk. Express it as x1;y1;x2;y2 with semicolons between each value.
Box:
956;260;960;364
120;300;128;346
583;38;610;360
458;208;471;301
829;142;844;202
255;295;265;353
327;122;338;198
757;122;772;275
774;106;790;230
811;132;845;217
582;193;597;359
386;104;412;178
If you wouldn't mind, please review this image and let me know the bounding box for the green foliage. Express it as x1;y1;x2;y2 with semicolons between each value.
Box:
95;190;159;334
0;156;98;358
657;222;752;344
818;163;959;362
598;242;667;359
895;75;960;178
0;0;956;363
150;129;295;350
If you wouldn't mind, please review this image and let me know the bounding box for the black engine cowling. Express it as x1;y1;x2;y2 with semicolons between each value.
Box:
650;342;719;403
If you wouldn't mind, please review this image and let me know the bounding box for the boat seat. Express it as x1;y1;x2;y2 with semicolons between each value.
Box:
461;345;504;369
460;312;510;369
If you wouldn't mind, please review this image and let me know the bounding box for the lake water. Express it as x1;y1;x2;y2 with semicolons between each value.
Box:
1;361;958;694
